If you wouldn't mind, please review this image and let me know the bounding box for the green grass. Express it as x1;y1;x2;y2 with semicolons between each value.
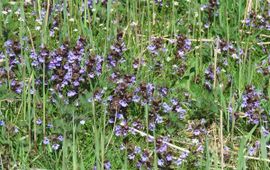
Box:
0;0;270;169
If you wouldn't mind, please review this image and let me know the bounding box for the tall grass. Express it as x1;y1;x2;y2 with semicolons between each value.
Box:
0;0;270;169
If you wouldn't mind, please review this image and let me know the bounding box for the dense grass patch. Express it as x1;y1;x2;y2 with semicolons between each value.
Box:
0;0;270;169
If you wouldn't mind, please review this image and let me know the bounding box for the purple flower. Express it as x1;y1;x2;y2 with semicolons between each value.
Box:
241;85;263;124
0;120;5;126
147;136;154;142
73;81;80;86
157;143;167;153
116;113;124;119
159;87;168;97
204;23;210;28
228;105;233;113
175;158;183;166
241;101;247;108
49;30;55;37
88;72;95;78
36;118;42;125
128;153;135;160
15;87;22;94
114;125;122;136
180;151;189;159
132;95;140;102
162;102;172;113
200;4;208;11
141;153;149;162
108;118;114;124
43;137;50;145
193;129;200;136
248;146;256;156
52;143;60;150
254;141;260;148
147;45;158;55
154;0;163;6
158;159;164;166
4;40;13;47
104;161;111;170
38;57;45;63
262;127;270;137
136;161;142;168
166;154;172;161
146;83;155;94
30;52;37;59
67;90;77;97
149;122;155;131
175;106;186;114
196;145;204;152
57;135;64;142
94;91;103;101
47;123;53;128
155;114;163;124
171;98;179;105
134;146;141;154
119;99;128;107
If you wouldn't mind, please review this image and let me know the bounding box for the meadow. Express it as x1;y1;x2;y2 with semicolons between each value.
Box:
0;0;270;169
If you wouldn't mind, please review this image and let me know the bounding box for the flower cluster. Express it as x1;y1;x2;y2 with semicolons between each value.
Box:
43;134;63;151
122;136;189;169
107;31;127;68
241;85;264;124
147;37;166;55
0;40;24;93
203;39;242;90
2;1;266;166
85;55;104;79
186;119;208;154
243;3;270;31
1;34;193;169
204;64;221;90
33;118;64;150
30;38;104;101
30;46;50;70
132;58;145;71
218;39;242;61
169;35;192;77
86;0;109;9
107;74;136;123
154;0;164;7
248;141;260;156
107;72;189;135
175;34;191;60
